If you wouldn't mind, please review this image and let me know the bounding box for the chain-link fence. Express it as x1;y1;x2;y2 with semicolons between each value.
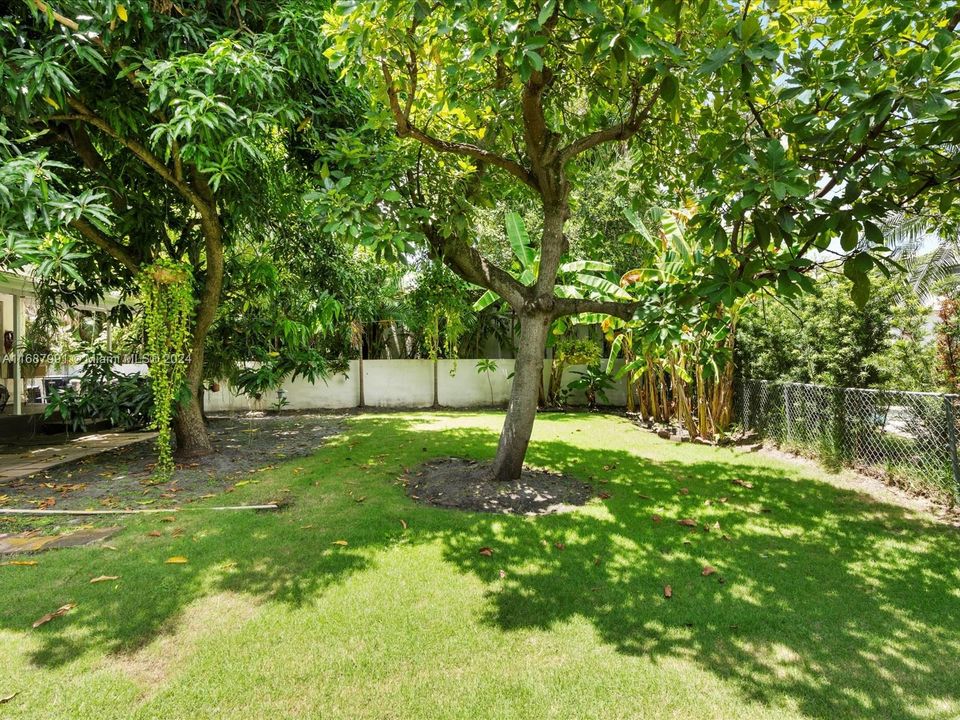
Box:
737;379;960;502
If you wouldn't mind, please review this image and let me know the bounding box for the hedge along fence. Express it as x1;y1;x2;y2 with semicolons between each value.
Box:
738;379;960;503
203;359;629;413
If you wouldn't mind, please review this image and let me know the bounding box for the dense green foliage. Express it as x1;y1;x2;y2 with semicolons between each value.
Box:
44;359;153;432
0;0;356;454
736;273;937;390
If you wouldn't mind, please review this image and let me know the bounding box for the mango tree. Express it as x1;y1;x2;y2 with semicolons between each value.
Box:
0;1;336;455
325;0;958;480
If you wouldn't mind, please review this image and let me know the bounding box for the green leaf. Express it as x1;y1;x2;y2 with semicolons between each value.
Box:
537;0;556;26
560;259;614;273
524;50;544;72
505;212;536;270
473;289;500;311
698;46;734;75
661;74;679;103
840;222;859;252
862;220;884;246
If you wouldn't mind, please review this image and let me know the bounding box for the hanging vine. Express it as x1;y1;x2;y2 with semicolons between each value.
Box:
139;260;194;479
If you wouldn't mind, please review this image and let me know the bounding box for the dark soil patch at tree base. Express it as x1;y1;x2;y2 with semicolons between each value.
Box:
0;413;344;530
404;457;594;515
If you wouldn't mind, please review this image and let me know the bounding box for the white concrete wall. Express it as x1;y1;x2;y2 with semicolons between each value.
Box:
202;358;631;412
363;359;434;407
438;359;515;406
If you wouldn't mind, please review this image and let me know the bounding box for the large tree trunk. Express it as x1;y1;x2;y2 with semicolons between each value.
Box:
491;312;550;481
174;392;210;457
173;202;224;458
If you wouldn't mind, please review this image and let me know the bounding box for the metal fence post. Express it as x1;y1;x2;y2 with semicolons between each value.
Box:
743;380;751;430
944;395;960;495
784;384;793;443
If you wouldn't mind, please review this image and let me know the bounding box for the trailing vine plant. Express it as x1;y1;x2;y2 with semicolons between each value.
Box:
139;260;194;479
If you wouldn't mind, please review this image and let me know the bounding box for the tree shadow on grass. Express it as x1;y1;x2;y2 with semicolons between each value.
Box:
2;412;959;720
428;420;960;720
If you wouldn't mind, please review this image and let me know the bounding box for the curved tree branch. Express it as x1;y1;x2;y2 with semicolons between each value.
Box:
65;98;216;225
424;226;529;309
381;63;540;192
70;217;139;272
559;83;663;162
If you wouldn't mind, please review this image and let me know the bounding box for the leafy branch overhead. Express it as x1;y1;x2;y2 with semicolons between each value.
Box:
325;0;959;311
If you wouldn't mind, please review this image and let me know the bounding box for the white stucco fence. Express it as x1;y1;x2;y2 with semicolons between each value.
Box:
203;359;628;412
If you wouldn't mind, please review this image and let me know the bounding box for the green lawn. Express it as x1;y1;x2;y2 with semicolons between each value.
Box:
1;412;959;720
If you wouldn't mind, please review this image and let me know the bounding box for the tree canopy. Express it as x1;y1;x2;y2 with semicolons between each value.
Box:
1;0;351;453
321;0;960;478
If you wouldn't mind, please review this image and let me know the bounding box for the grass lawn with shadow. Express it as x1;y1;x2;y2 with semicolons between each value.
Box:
1;412;958;719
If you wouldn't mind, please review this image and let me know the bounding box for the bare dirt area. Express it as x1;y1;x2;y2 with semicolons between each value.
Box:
404;457;595;515
0;413;344;520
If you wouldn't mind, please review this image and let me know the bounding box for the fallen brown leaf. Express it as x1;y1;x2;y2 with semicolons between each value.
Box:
0;692;17;704
679;488;689;495
32;603;75;628
478;546;493;556
147;530;162;538
89;575;119;584
663;585;673;599
652;514;662;523
678;518;697;527
732;479;754;489
597;491;612;500
160;516;176;523
554;542;566;550
702;566;717;576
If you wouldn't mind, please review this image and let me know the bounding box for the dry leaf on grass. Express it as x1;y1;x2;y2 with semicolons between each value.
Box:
597;491;612;500
0;692;17;704
554;542;566;551
652;514;662;523
399;519;408;530
89;575;119;584
164;556;188;564
678;518;697;527
1;560;37;567
702;566;717;576
478;547;493;556
147;531;162;538
663;585;673;599
32;603;75;628
331;540;349;546
732;479;754;489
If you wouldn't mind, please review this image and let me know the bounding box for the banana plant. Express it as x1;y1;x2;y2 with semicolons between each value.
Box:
604;206;747;439
473;211;631;318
